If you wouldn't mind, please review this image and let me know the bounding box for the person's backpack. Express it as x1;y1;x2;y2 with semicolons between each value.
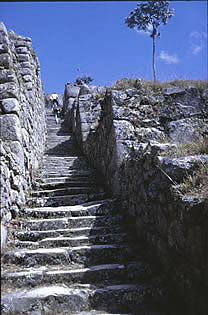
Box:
52;99;59;110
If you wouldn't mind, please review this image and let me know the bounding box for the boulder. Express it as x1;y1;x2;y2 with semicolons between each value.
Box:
0;114;22;141
1;98;20;115
167;118;208;143
64;83;80;99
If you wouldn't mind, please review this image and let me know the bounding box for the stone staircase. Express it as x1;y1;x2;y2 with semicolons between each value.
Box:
1;108;178;314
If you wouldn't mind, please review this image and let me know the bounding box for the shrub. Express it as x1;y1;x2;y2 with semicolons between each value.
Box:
112;78;142;90
75;75;93;85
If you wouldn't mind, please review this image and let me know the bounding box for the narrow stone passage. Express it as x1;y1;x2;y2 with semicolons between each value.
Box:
1;108;177;314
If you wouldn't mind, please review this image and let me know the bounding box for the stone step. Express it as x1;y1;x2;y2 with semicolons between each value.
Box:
46;141;76;147
46;129;71;134
46;135;73;140
2;261;156;288
40;171;94;178
40;169;94;177
22;199;117;218
27;194;89;207
2;244;133;266
15;226;124;241
39;179;97;190
20;215;123;231
42;156;88;164
32;186;102;198
38;176;95;184
41;164;91;171
27;192;108;207
41;162;91;170
45;152;82;157
40;168;92;175
9;233;128;248
43;156;83;161
46;131;71;134
1;282;168;314
45;147;79;153
1;284;91;314
90;283;168;314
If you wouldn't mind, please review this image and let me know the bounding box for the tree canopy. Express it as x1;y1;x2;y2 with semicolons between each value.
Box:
125;1;175;81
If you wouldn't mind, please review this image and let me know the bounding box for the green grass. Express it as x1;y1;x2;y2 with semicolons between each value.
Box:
111;78;208;94
160;137;208;158
179;162;208;198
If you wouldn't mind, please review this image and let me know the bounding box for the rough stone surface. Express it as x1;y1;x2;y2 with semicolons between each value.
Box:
63;80;208;315
1;109;175;315
0;22;46;229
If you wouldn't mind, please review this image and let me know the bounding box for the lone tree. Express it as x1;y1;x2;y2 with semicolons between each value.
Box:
125;1;174;81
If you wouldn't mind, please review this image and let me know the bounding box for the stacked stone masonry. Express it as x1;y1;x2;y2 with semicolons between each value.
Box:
63;81;208;314
0;22;46;247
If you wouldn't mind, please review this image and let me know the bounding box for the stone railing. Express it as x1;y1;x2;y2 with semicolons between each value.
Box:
0;22;46;248
63;81;208;314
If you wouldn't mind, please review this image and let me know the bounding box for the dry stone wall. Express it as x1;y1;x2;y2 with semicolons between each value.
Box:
0;22;46;247
63;81;208;314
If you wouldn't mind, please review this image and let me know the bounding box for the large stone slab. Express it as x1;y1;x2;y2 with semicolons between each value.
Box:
1;284;91;314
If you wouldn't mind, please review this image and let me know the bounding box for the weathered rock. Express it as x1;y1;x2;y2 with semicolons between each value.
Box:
63;81;208;314
0;53;11;68
0;114;22;141
0;22;46;232
167;117;208;143
1;98;20;114
65;83;80;98
164;87;186;96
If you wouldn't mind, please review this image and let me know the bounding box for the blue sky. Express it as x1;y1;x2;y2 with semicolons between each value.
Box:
0;1;207;95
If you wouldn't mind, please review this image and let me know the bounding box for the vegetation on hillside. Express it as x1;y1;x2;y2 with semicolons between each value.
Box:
112;77;208;93
179;162;208;199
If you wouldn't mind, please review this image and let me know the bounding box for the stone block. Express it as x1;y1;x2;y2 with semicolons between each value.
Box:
113;120;135;141
112;90;128;105
65;83;80;98
0;69;16;84
17;53;30;62
18;68;32;76
0;43;9;53
157;155;208;183
0;114;22;141
0;21;8;34
64;97;75;112
135;127;163;142
23;75;32;82
25;82;33;90
165;87;186;96
1;223;8;250
9;151;25;176
167;118;208;143
2;98;20;114
202;88;208;99
20;61;31;68
16;46;28;54
15;40;31;48
0;53;11;68
0;82;19;99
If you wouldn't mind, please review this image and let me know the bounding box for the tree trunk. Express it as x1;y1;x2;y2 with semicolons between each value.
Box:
152;34;156;82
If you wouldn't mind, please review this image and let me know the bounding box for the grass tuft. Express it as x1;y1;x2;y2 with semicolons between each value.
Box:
179;162;208;198
111;78;208;94
160;137;208;158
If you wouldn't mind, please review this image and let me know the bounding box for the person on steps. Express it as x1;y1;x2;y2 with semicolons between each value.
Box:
52;98;61;124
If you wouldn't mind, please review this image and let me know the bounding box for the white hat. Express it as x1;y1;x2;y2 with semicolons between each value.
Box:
50;93;58;101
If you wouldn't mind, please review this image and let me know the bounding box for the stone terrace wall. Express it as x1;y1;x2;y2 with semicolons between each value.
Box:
0;22;46;247
63;81;208;314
